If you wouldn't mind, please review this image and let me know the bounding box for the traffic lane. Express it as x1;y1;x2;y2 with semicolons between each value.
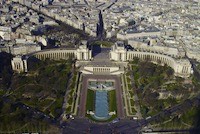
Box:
78;75;88;117
115;76;125;118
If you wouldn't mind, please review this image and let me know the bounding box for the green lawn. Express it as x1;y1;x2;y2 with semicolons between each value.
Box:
131;108;137;114
68;97;73;105
127;76;131;84
66;106;71;113
108;90;117;112
130;100;134;106
91;41;114;47
86;89;95;111
197;64;200;70
129;91;134;98
128;84;132;90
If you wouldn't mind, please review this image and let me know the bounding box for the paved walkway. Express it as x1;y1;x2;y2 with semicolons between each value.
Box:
60;70;73;124
121;74;129;116
128;65;143;119
72;73;82;115
93;48;110;60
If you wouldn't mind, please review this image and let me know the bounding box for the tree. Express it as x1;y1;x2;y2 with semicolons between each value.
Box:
1;67;13;89
0;52;13;89
141;105;149;117
132;57;139;64
166;67;174;78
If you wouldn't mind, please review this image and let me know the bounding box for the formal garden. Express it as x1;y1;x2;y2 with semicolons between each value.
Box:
128;57;200;128
0;52;73;132
65;71;79;114
128;58;194;117
86;81;117;122
11;58;73;118
122;74;137;116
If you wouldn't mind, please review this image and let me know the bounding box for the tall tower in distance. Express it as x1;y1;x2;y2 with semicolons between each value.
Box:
96;10;104;40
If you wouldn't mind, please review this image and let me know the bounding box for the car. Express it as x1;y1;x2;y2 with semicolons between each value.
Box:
145;116;151;120
61;125;66;128
132;116;138;120
112;118;120;123
69;115;75;120
144;128;153;132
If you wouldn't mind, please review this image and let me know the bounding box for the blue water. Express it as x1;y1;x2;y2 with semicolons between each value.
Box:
94;90;110;120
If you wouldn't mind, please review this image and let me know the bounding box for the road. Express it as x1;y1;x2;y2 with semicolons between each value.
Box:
62;118;140;134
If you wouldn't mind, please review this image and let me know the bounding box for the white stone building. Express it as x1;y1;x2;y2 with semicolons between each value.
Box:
11;41;193;78
110;41;193;78
11;44;92;72
11;56;28;73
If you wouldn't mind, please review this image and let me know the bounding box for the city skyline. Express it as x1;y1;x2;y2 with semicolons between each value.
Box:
0;0;200;133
